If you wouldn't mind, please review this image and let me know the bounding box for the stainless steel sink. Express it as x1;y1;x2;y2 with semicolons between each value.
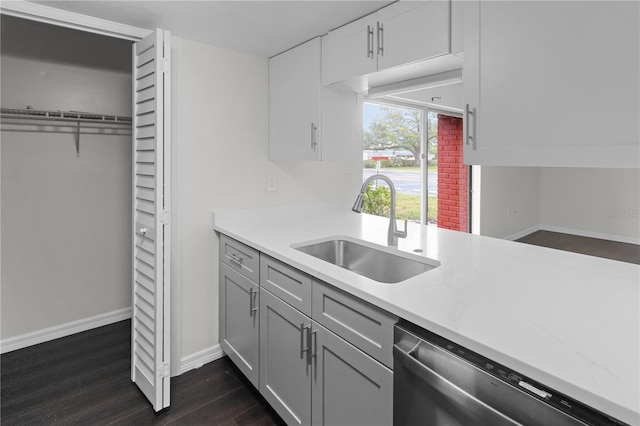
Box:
293;237;440;283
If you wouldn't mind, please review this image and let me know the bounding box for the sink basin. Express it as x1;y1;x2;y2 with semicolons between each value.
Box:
293;237;440;283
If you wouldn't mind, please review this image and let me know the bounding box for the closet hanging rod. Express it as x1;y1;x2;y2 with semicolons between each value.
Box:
0;107;132;125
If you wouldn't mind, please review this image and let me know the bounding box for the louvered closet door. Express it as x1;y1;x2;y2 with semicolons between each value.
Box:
131;28;171;412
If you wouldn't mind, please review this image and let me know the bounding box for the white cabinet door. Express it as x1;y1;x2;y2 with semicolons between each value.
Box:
131;28;171;412
323;14;378;86
377;0;450;71
464;1;640;167
269;37;321;161
270;37;357;162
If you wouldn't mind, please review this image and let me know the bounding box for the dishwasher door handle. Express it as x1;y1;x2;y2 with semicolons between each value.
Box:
394;344;520;426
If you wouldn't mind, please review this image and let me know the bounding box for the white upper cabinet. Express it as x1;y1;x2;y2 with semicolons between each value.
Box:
270;37;357;162
269;37;322;161
323;14;379;86
324;0;461;90
376;1;450;72
463;1;640;168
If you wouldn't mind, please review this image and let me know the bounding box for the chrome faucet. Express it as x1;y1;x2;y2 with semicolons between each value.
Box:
352;174;408;246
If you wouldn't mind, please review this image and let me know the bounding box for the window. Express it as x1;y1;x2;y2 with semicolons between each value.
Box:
362;100;469;231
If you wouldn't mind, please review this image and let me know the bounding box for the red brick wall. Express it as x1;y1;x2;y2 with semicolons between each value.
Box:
437;115;468;232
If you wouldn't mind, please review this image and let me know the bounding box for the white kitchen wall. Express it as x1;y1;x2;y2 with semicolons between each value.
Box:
479;166;541;239
478;166;640;244
178;39;361;358
0;17;133;341
540;168;640;243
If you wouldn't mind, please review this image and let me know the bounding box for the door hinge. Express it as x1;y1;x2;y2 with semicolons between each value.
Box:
160;58;170;74
159;210;170;225
159;362;170;378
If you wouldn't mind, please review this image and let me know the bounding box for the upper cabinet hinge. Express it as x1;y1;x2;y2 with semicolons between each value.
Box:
159;210;170;225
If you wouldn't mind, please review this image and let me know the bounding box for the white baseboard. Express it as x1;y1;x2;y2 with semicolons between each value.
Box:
539;225;640;245
0;307;132;354
177;344;225;376
503;225;542;241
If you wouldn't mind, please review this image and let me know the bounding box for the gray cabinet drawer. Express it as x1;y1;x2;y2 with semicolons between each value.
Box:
260;254;312;316
312;281;398;369
220;234;259;283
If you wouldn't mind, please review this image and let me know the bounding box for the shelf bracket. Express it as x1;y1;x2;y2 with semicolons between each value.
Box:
75;120;80;157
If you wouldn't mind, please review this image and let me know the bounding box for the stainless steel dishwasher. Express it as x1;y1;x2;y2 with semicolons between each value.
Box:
393;321;629;426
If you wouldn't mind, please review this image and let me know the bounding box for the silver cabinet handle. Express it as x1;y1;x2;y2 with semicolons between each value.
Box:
249;287;258;316
367;25;374;58
465;104;475;149
227;253;243;265
309;329;317;365
310;122;318;151
377;22;384;56
300;323;311;359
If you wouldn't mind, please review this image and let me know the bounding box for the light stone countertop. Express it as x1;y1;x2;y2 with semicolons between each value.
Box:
213;201;640;425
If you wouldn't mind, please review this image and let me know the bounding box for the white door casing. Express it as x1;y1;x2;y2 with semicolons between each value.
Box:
131;28;171;412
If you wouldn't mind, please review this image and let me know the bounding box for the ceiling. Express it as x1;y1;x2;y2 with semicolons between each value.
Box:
28;0;394;58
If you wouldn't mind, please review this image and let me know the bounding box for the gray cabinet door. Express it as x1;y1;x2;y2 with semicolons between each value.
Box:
311;323;393;426
219;263;259;388
260;288;312;426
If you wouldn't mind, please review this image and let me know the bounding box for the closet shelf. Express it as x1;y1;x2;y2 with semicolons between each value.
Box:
1;107;133;157
1;107;132;124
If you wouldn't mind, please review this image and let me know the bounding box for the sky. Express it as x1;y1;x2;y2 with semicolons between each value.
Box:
363;102;384;131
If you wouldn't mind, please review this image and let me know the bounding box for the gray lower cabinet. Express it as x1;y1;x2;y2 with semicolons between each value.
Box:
260;287;312;426
312;325;393;426
218;233;394;425
260;286;393;426
219;262;259;387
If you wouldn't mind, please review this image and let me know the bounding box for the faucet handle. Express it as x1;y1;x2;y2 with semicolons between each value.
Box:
396;220;408;239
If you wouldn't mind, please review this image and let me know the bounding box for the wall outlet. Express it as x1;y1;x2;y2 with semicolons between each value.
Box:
267;176;276;192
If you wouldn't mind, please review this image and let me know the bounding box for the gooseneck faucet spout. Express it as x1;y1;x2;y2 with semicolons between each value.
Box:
352;174;408;246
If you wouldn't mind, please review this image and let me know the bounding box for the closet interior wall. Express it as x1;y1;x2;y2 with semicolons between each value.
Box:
1;15;133;345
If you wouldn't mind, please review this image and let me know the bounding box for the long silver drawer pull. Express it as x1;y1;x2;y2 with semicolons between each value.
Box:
377;22;384;56
367;25;373;58
310;122;318;151
300;323;311;359
227;253;243;264
249;288;256;316
308;329;317;365
465;104;474;146
250;288;258;315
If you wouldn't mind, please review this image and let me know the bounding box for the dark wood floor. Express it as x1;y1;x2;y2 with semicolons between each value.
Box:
1;320;284;426
516;230;640;264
